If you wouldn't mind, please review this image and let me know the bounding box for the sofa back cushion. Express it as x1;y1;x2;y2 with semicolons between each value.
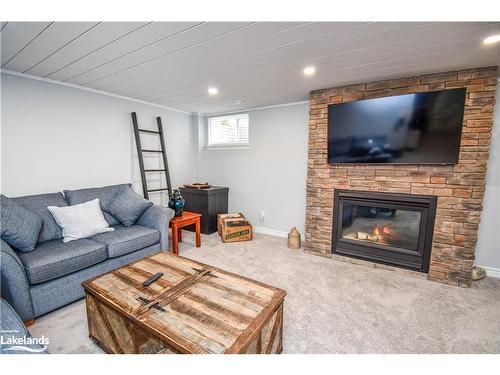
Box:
64;184;131;226
13;193;68;243
0;195;43;252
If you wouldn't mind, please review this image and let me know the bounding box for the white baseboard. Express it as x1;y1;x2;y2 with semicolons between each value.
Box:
476;265;500;279
253;226;305;241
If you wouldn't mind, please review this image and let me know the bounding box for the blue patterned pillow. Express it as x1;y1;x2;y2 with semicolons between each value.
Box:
104;186;153;227
1;195;42;252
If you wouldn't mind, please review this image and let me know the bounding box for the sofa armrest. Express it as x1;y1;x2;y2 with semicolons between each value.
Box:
1;298;48;354
136;205;175;251
0;240;35;321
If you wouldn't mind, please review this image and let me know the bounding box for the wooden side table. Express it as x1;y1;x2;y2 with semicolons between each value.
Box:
169;211;201;255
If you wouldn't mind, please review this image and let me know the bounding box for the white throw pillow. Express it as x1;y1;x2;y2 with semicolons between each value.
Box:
47;198;114;242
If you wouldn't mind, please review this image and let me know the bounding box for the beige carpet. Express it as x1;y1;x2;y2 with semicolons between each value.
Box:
29;231;500;354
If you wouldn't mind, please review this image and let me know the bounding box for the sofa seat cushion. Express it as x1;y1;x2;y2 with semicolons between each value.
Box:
18;239;107;285
91;225;160;258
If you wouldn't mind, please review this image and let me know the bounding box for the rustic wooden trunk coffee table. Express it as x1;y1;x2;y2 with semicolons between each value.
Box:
82;252;286;354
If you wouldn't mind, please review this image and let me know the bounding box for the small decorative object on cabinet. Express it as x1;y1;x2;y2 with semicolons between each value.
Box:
183;182;211;189
287;227;301;249
179;186;228;234
168;189;185;217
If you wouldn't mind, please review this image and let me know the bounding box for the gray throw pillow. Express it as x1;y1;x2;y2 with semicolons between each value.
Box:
1;194;43;252
104;186;153;227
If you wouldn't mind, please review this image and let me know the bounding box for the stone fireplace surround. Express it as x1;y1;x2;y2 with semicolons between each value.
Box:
305;66;497;287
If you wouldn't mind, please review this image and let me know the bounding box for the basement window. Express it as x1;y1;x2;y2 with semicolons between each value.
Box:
207;113;249;149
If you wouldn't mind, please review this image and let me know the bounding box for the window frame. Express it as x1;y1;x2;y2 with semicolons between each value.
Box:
206;113;250;150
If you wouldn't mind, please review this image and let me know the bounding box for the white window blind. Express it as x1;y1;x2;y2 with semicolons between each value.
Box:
207;113;249;148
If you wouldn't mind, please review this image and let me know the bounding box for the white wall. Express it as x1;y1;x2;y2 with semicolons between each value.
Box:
198;103;309;235
475;81;500;276
1;73;197;205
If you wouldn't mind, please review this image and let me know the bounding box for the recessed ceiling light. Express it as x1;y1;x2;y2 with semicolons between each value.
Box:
234;99;245;105
208;87;218;95
484;35;500;44
303;66;316;76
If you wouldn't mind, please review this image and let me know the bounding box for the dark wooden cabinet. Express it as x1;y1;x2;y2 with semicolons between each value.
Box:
179;186;229;234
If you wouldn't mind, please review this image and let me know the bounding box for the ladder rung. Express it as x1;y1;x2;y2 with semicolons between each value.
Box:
147;188;169;193
141;149;163;153
138;129;160;134
144;169;166;172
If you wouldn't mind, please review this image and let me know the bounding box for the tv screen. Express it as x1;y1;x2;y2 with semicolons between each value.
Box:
327;88;466;164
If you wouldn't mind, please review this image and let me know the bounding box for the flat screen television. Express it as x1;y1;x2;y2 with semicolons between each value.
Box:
327;88;466;164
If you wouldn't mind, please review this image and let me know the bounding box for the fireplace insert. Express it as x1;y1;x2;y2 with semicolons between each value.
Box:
332;190;437;272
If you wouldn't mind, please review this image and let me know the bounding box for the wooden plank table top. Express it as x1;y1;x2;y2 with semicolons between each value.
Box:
82;252;287;354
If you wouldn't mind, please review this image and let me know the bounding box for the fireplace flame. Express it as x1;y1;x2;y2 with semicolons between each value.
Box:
373;224;395;238
383;225;394;235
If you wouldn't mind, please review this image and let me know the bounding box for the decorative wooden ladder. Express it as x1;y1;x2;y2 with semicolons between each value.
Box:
131;112;172;200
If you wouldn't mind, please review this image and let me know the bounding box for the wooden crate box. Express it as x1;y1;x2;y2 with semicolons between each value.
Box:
221;219;253;243
217;212;244;236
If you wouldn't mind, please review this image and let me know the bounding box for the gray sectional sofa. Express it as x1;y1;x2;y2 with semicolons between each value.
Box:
1;184;174;322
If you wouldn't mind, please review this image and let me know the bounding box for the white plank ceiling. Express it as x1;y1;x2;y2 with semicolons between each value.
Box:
1;22;499;114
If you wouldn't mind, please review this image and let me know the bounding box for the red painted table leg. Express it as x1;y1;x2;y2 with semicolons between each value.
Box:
195;218;201;248
171;225;179;255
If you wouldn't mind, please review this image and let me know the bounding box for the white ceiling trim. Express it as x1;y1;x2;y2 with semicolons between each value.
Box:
0;69;192;115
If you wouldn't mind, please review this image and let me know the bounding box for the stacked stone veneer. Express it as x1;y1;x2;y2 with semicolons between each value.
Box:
305;66;497;287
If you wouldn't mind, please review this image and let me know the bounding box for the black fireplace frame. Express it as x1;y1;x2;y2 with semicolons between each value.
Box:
331;189;437;273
